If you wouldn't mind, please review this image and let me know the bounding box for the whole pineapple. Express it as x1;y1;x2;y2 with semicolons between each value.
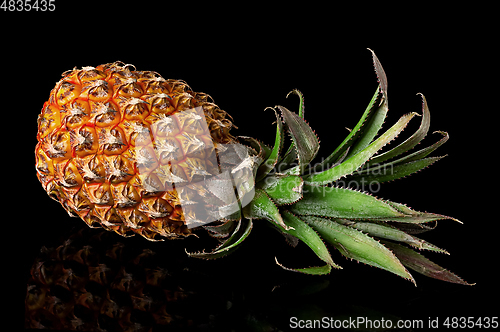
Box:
35;52;471;285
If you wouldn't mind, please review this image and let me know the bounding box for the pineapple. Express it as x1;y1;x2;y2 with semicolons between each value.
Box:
35;51;471;285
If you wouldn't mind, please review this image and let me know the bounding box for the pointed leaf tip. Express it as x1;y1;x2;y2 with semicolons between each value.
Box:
278;105;319;174
275;257;333;275
384;241;473;285
286;89;305;118
368;48;388;97
300;215;415;283
335;219;450;254
280;211;342;270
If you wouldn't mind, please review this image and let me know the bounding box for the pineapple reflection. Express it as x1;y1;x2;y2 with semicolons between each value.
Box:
25;225;417;331
25;227;234;330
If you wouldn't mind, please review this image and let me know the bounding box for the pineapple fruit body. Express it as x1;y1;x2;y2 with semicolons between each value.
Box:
35;62;242;240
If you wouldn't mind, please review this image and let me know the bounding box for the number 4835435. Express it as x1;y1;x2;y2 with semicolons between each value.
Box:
1;0;56;11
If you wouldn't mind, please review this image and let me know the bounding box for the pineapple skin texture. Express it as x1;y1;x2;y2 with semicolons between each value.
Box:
35;62;236;240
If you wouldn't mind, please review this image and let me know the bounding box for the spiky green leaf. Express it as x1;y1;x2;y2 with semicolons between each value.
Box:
388;221;437;235
342;48;389;159
275;211;341;273
393;131;449;164
286;89;305;118
291;184;457;224
335;219;448;254
301;215;414;283
304;112;417;185
368;93;431;165
386;201;461;224
290;184;405;220
259;174;303;205
277;90;306;171
345;94;389;160
278;105;320;174
187;219;253;259
275;258;332;275
256;108;283;182
243;189;291;230
368;48;388;99
383;241;472;285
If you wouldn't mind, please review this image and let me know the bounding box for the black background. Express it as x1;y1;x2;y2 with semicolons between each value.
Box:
6;2;498;331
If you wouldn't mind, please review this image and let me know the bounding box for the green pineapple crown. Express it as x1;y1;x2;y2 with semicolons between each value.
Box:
187;49;471;286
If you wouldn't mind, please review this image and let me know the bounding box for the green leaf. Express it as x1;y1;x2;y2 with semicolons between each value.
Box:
276;90;305;171
259;174;304;205
256;108;283;182
280;164;300;175
368;48;388;99
368;93;431;165
304;112;417;186
242;188;292;230
338;49;387;162
383;241;472;285
345;93;389;160
275;258;332;275
335;219;449;254
393;131;449;164
342;48;389;160
275;146;297;173
290;184;405;220
291;185;458;224
386;201;461;224
388;221;437;235
275;211;341;273
301;215;414;283
286;89;305;118
356;131;448;181
278;105;320;174
187;219;253;259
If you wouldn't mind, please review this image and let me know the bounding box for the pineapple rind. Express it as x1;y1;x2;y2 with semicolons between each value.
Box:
36;62;237;240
